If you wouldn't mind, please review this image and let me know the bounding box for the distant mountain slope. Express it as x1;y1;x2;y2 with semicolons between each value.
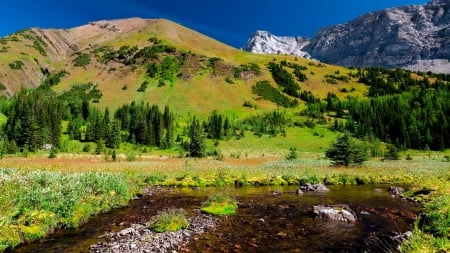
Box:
0;18;238;96
0;18;366;113
244;0;450;73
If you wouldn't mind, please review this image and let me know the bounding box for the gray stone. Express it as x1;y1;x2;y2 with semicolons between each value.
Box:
299;183;330;192
388;186;405;197
313;204;357;223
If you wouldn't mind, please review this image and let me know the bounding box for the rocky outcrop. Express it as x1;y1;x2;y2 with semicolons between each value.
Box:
244;0;450;73
299;183;330;192
313;204;357;223
243;31;311;58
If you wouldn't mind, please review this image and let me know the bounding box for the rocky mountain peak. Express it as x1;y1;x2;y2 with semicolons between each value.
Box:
243;0;450;73
242;30;311;58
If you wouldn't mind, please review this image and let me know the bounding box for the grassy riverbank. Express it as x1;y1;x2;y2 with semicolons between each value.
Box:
0;156;448;251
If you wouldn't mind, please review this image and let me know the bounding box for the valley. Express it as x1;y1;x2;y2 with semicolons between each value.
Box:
0;2;449;251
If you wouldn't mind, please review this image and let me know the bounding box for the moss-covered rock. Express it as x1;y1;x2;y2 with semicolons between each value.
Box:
201;193;237;216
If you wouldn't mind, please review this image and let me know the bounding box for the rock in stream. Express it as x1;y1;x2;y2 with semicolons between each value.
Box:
89;214;217;253
313;204;357;223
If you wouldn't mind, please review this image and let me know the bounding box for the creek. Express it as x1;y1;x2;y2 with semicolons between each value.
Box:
13;185;420;252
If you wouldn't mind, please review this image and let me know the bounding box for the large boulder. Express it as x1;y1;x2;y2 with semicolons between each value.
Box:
313;204;357;223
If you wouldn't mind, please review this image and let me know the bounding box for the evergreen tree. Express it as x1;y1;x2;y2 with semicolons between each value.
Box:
384;144;400;160
325;133;369;166
163;105;174;148
48;147;57;159
188;117;205;157
95;139;105;155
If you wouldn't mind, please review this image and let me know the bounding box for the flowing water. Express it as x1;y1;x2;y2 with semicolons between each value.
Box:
13;185;420;252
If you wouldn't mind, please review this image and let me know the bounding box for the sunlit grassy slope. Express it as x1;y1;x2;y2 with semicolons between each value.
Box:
0;18;369;153
0;18;366;112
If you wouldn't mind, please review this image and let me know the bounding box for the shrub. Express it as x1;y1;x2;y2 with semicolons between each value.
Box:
201;193;237;215
286;147;298;160
48;147;57;159
149;208;189;233
126;152;136;162
73;53;91;67
8;61;24;70
137;81;149;92
422;196;450;238
225;77;234;84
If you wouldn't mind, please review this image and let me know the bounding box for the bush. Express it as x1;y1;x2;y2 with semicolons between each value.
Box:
8;61;24;70
48;147;57;159
225;77;234;84
422;196;450;238
286;147;298;160
201;193;237;215
137;81;149;92
149;208;189;233
73;53;91;67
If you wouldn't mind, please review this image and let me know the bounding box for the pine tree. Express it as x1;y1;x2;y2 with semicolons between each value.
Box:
163;105;174;148
325;133;369;166
188;117;205;157
384;144;400;160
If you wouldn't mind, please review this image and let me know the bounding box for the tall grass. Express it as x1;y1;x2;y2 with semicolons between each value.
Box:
0;168;132;250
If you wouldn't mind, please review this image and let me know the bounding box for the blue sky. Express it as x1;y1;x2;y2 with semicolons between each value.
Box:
1;0;429;48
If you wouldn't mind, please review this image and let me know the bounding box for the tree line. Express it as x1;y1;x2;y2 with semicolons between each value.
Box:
303;67;450;150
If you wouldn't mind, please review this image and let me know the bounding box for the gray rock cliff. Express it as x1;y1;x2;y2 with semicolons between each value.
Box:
242;31;311;58
244;0;450;73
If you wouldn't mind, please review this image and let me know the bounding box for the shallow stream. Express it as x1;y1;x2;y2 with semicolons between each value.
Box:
13;185;420;252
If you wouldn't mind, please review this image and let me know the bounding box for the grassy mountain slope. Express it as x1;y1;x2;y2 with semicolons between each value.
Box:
0;18;366;113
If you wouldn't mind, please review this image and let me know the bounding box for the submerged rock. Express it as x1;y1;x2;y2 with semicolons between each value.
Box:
390;231;413;244
388;186;405;197
299;183;330;192
313;204;357;223
271;190;283;196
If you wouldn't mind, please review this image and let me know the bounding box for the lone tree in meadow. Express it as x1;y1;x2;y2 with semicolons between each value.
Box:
188;117;206;157
325;133;369;166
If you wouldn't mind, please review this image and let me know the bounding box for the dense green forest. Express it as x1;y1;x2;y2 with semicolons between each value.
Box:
1;63;450;157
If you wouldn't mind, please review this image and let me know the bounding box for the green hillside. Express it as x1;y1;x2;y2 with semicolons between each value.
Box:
1;18;450;157
0;18;366;112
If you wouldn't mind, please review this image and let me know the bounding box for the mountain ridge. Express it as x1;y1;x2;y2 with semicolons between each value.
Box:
0;18;239;98
243;0;450;73
1;17;364;114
